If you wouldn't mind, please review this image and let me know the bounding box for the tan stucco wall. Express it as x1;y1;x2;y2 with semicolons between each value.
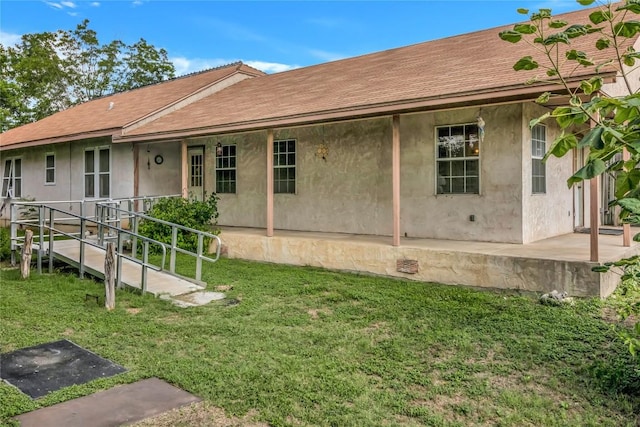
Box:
0;137;134;219
197;104;533;243
137;141;182;197
521;103;575;243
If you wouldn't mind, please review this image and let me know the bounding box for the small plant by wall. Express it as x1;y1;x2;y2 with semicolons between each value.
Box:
138;194;219;253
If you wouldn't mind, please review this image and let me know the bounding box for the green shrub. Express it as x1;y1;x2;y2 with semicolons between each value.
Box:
0;227;10;261
137;194;219;254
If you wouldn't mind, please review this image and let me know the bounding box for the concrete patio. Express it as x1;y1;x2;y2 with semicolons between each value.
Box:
218;227;640;298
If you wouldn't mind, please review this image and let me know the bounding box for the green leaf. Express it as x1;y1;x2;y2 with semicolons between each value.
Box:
543;33;570;45
617;1;640;14
578;126;605;149
567;159;606;187
513;56;539;71
529;113;550;128
577;0;596;5
499;30;523;43
546;69;558;77
549;20;568;29
517;8;529;15
580;77;603;95
615;169;640;199
531;9;552;21
569;96;582;107
544;132;578;160
595;38;611;50
592;265;610;273
566;49;594;66
618;197;640;214
589;10;611;25
564;24;594;38
614;20;640;38
536;92;551;104
513;23;537;34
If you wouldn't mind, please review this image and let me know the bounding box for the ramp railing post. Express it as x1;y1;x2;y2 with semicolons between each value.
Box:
132;215;139;259
116;232;123;289
37;205;44;274
10;203;17;266
79;203;86;279
48;208;54;273
170;226;177;274
142;241;149;294
196;234;203;282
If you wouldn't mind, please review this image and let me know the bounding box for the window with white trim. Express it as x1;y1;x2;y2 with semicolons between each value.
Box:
216;144;236;193
274;139;296;194
532;124;546;194
436;124;480;194
84;147;110;198
45;153;55;185
1;157;22;198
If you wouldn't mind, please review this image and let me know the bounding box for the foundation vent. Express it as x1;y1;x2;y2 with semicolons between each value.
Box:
396;259;419;274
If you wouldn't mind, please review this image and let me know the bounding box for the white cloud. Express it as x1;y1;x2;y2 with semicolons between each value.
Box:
90;2;100;6
68;11;78;16
44;1;64;9
132;1;144;6
308;49;347;62
60;1;76;8
0;31;21;47
244;61;298;74
171;56;298;76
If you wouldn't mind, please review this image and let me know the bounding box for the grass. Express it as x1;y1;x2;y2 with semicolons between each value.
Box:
1;258;639;426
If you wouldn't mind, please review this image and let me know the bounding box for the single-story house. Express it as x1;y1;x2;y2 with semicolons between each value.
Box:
2;6;639;297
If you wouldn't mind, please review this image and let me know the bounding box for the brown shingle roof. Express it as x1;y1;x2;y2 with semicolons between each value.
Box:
120;6;627;141
0;62;264;148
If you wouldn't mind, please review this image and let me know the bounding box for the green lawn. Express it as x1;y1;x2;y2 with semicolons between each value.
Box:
1;258;639;426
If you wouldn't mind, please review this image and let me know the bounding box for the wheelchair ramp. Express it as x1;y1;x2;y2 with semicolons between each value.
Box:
52;239;203;297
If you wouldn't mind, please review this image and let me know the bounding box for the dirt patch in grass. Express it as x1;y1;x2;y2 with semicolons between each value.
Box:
131;402;267;427
601;307;638;327
307;308;332;319
126;308;142;315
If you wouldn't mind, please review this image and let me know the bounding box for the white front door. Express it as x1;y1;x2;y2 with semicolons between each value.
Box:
187;146;204;201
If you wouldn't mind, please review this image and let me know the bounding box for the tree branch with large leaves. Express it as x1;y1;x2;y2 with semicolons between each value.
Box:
501;0;640;357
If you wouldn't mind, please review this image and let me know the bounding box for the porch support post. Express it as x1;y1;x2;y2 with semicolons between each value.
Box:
623;148;631;247
266;129;274;237
181;140;188;199
392;115;401;246
590;176;599;262
133;144;139;211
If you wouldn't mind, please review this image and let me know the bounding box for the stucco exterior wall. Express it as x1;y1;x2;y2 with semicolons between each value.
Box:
1;137;133;219
521;103;575;243
190;104;532;243
137;141;182;197
401;105;524;243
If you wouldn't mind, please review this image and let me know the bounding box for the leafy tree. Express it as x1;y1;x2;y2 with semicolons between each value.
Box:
1;19;175;131
500;0;640;356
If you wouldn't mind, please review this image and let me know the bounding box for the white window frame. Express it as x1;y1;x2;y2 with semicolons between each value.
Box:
215;144;237;194
2;157;22;198
84;146;111;199
435;123;481;195
274;139;296;194
45;152;56;185
532;124;546;194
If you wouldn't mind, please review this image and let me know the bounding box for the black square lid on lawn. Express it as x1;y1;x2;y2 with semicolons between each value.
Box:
0;339;126;399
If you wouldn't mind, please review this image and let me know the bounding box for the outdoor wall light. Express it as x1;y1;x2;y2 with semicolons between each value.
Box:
216;142;223;156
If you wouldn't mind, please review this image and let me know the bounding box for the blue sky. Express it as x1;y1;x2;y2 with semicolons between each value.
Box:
1;0;588;75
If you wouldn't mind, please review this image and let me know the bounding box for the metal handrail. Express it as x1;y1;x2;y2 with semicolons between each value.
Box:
95;201;221;282
10;202;168;294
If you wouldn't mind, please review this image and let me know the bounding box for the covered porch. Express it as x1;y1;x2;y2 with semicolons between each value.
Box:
218;227;640;298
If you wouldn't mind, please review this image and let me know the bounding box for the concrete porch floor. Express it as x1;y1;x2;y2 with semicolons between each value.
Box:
218;227;640;298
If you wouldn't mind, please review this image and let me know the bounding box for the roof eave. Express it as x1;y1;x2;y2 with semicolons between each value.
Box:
0;128;119;151
114;77;607;143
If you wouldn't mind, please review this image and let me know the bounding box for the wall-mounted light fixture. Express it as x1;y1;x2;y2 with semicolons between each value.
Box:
216;142;223;156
